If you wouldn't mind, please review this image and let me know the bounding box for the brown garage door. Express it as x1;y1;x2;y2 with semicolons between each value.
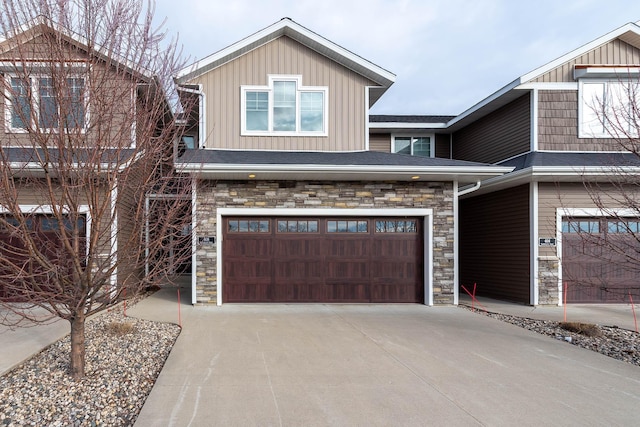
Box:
562;218;640;303
222;217;424;303
1;214;85;301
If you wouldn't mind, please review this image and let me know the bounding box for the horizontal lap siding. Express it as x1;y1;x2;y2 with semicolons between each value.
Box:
434;134;451;159
453;93;530;164
459;185;530;303
369;134;391;152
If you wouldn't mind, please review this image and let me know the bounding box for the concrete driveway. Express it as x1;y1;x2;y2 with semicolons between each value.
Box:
130;289;640;426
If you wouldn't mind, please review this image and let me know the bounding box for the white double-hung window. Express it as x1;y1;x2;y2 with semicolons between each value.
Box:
242;75;327;136
7;75;86;132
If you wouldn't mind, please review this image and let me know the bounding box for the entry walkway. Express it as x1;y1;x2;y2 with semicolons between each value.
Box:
130;288;640;426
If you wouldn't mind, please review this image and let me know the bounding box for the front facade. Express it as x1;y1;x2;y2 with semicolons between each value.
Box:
175;18;509;305
176;18;640;306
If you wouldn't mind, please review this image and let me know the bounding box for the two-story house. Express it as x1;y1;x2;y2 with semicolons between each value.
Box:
454;22;640;305
369;22;640;305
175;18;510;305
0;17;179;300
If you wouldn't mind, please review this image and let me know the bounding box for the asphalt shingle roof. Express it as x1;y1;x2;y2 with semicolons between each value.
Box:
178;149;495;168
369;115;455;124
499;152;640;171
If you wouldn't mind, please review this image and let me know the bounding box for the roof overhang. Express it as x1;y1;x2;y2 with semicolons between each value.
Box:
461;165;640;198
175;18;395;104
175;162;512;183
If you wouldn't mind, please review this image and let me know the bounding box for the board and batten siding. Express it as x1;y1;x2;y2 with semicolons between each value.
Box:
459;184;530;303
453;93;530;164
538;90;627;151
188;36;377;151
369;134;391;152
533;39;640;83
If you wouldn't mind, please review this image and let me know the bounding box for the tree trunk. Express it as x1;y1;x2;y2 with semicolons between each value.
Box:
70;312;86;379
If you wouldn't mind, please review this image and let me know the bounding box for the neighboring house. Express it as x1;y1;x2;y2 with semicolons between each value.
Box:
0;17;175;300
175;18;510;305
369;22;640;305
454;22;640;305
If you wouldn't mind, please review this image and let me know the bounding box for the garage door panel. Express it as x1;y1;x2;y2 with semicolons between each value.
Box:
223;217;424;303
563;218;640;303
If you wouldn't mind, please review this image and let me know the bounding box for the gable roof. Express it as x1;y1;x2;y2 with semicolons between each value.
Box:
175;18;396;104
0;15;155;81
447;21;640;131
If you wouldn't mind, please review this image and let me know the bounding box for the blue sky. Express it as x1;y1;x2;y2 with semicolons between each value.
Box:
155;0;640;115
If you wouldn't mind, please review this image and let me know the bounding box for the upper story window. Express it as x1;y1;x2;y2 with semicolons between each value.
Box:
6;75;86;133
392;135;433;157
579;79;639;138
241;75;328;136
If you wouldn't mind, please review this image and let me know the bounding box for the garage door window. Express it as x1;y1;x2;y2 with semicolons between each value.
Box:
277;219;318;233
375;220;418;233
562;220;600;233
607;220;640;233
327;220;368;233
228;219;270;233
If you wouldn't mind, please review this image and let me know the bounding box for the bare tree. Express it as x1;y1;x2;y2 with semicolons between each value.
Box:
0;0;193;379
561;73;640;302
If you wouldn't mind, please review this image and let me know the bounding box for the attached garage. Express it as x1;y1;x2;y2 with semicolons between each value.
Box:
0;213;86;301
221;216;426;303
562;217;640;303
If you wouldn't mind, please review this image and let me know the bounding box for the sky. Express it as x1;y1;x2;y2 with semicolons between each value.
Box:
154;0;640;116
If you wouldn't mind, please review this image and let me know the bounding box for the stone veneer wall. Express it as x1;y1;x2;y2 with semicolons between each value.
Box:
538;256;560;305
194;180;455;304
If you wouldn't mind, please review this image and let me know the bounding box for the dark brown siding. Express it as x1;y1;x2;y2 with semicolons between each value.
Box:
369;133;391;152
538;90;627;151
453;93;531;164
459;184;530;303
434;133;450;158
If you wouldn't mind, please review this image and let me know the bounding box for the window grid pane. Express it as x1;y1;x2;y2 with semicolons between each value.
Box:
11;77;31;129
273;81;296;131
66;78;85;129
300;91;323;132
39;78;59;128
375;220;418;233
246;91;268;131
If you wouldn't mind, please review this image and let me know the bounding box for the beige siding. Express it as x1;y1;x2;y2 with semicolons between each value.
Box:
369;133;391;152
537;182;633;256
459;184;531;303
189;36;376;151
538;90;624;151
533;39;640;83
453;93;530;163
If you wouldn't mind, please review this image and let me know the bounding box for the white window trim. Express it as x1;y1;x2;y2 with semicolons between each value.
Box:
391;133;435;158
241;74;328;137
578;78;639;139
4;73;89;135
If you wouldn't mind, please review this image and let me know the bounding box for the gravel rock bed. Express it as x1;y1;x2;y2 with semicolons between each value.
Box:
462;305;640;367
0;305;180;426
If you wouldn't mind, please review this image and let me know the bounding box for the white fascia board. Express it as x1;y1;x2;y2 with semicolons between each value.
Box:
446;78;522;127
369;122;449;130
574;66;640;79
516;82;578;90
178;162;513;175
519;22;640;83
175;18;396;86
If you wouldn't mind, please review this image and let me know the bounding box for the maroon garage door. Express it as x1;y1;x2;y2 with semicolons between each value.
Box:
1;214;85;301
222;217;424;303
562;218;640;303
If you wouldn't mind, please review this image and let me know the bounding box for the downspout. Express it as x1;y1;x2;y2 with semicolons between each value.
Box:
110;176;118;295
453;180;482;305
